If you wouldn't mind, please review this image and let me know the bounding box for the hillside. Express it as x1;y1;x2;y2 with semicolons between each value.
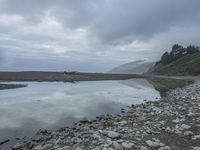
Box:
109;60;154;74
149;52;200;75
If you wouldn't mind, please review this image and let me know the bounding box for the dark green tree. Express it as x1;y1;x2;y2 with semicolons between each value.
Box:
186;45;199;54
171;44;183;52
160;52;172;64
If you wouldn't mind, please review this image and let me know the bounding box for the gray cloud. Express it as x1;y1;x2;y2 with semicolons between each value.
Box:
1;0;200;44
0;0;200;71
65;0;200;44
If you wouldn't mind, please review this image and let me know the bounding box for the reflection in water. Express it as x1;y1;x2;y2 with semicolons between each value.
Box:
0;79;160;148
120;79;155;90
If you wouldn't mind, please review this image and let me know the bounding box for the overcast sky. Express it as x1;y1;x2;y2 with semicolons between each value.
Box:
0;0;200;72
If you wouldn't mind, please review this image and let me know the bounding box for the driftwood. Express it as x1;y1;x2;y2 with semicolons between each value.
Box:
0;139;10;146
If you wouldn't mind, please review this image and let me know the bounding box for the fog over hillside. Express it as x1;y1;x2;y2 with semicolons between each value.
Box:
109;60;155;74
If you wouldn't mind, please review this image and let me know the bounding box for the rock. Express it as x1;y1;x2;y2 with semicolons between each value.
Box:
158;146;170;150
139;146;148;150
32;145;43;150
12;143;22;150
42;144;53;149
192;135;200;140
29;142;36;148
74;138;82;143
175;130;182;134
32;135;43;142
107;131;121;139
146;140;160;148
113;141;123;150
179;124;191;130
172;118;180;123
122;142;134;149
193;147;200;150
184;131;194;136
73;146;83;150
152;138;160;143
39;129;50;134
146;139;164;148
196;124;200;127
80;117;89;123
160;121;165;125
120;120;128;126
92;134;101;139
62;146;70;150
93;148;100;150
138;116;146;122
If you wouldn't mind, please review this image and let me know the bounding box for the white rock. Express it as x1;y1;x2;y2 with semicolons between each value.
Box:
160;121;165;125
73;146;83;150
193;147;200;150
62;146;70;150
146;140;160;147
113;141;123;150
184;131;194;136
158;146;170;150
13;143;22;150
107;131;121;139
172;118;180;123
175;130;182;134
120;120;128;125
180;124;191;130
32;145;43;150
92;134;101;139
192;135;200;140
139;146;148;150
152;138;160;143
121;142;134;149
93;148;100;150
42;144;53;149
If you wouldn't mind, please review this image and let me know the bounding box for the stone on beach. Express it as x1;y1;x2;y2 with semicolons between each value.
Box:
11;77;200;150
106;131;121;139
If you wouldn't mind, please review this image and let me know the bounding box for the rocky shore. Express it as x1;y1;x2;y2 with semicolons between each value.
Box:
12;78;200;150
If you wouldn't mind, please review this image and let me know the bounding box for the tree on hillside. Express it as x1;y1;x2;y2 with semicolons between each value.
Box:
186;45;199;54
156;43;199;67
160;52;172;64
171;44;183;52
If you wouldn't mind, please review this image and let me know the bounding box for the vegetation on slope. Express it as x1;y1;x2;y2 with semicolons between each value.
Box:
149;44;200;75
148;78;192;96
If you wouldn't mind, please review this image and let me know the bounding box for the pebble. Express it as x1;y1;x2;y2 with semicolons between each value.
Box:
192;135;200;140
180;124;191;130
184;131;194;136
146;140;160;148
12;143;22;150
139;146;148;150
121;142;134;149
113;141;123;150
193;147;200;150
106;131;121;139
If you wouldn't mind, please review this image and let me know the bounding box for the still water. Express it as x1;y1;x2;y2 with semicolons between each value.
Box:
0;79;160;147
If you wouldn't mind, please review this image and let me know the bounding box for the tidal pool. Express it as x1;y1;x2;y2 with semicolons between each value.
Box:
0;79;160;148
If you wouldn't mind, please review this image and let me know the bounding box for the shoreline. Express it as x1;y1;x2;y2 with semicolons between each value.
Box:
0;72;144;82
9;77;200;150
